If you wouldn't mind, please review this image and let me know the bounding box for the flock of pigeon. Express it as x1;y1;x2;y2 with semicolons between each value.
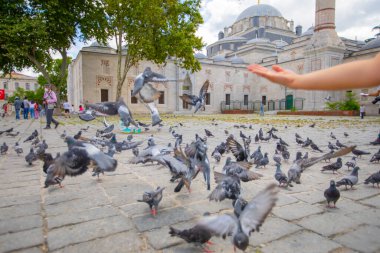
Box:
1;117;380;252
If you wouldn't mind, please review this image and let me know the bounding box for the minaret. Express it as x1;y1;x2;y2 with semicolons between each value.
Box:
303;0;346;110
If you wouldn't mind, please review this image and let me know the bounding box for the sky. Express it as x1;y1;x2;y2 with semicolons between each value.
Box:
21;0;380;77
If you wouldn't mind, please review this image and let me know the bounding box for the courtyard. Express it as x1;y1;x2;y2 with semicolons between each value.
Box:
0;114;380;253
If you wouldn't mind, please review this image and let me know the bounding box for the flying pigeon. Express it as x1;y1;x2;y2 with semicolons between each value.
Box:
223;157;262;182
138;186;165;216
180;80;210;113
208;172;241;202
324;180;340;208
169;184;278;252
364;171;380;188
321;158;343;174
227;135;250;162
336;166;360;190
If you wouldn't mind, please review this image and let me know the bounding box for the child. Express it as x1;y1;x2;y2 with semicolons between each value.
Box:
360;104;365;119
79;105;84;112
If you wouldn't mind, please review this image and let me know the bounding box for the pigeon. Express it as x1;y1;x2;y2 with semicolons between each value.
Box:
44;148;91;188
259;134;271;142
276;143;287;153
328;142;339;151
180;80;210;113
1;142;8;155
6;131;20;137
208;172;241;202
271;133;279;140
227;135;250;162
281;150;290;161
250;146;261;160
321;158;343;174
74;131;82;140
138;186;165;216
336;140;347;148
293;151;303;163
224;130;229;135
370;152;380;163
80;126;89;131
82;98;139;127
295;133;302;139
240;131;248;140
279;138;289;146
309;123;316;128
296;138;304;145
324;180;340;208
256;153;269;168
310;142;323;153
60;130;67;139
352;148;370;158
344;132;349;137
364;171;380;188
324;95;332;102
170;184;278;252
13;142;23;156
258;128;263;137
25;148;37;165
254;134;259;143
303;152;309;159
223;157;262;182
345;157;357;170
274;164;288;187
273;150;281;165
0;127;13;135
330;132;336;140
41;152;60;174
24;130;38;142
336;166;360;190
205;129;214;137
302;137;312;148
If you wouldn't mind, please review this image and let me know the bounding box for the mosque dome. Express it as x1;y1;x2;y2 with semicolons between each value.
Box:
89;41;111;48
236;4;282;22
302;26;314;36
194;52;207;59
230;55;245;64
361;37;380;51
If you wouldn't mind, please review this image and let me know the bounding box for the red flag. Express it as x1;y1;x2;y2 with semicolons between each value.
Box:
0;89;4;100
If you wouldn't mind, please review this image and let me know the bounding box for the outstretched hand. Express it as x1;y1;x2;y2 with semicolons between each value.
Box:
247;64;299;89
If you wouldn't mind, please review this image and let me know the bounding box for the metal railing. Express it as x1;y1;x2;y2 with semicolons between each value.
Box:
221;98;305;112
221;100;254;111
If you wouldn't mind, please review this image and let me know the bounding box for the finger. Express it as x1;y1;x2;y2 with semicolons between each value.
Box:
247;64;269;73
272;65;286;73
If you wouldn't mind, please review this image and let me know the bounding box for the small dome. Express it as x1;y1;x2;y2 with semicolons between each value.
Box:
236;4;282;22
272;39;289;48
194;52;207;59
361;37;380;50
247;38;269;44
89;41;111;48
213;55;226;62
230;55;245;64
302;26;314;36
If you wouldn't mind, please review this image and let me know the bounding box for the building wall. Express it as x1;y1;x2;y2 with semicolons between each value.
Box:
0;74;38;99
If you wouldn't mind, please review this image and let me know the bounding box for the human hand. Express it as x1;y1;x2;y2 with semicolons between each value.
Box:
247;64;298;89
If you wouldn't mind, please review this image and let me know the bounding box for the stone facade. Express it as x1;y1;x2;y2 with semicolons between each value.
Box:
67;0;380;115
0;72;38;99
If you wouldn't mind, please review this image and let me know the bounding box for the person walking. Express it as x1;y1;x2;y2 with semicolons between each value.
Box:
23;97;29;119
29;100;35;119
34;102;39;119
260;102;264;116
43;84;59;129
13;97;22;120
360;104;365;119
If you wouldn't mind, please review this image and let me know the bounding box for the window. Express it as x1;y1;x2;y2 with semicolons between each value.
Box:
244;95;248;106
131;91;138;104
225;94;231;105
100;89;109;102
205;93;211;105
34;83;38;90
182;99;189;109
15;82;19;89
158;91;165;104
101;60;110;74
3;82;8;89
25;83;30;90
262;95;267;105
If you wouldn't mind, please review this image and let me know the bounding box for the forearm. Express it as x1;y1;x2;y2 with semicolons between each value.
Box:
292;54;380;90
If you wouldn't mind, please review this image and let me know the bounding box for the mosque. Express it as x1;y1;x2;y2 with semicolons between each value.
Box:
67;0;380;115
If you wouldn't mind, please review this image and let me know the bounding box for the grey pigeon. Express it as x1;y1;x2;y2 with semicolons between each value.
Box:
212;151;221;162
254;134;259;143
1;142;8;155
328;142;339;151
303;152;309;159
302;137;312;148
282;150;290;161
60;130;67;139
172;184;278;252
25;148;37;165
309;123;316;128
310;142;323;153
256;153;269;168
273;150;281;165
205;129;214;137
336;166;360;190
279;138;289;146
24;130;38;142
295;133;302;139
223;157;262;182
293;151;303;163
324;180;340;208
330;132;336;139
345;156;357;170
370;152;380;163
344;132;349;137
208;172;241;202
6;131;20;137
138;186;165;216
180;80;210;113
321;158;342;174
13;142;23;156
336;140;347;148
364;171;380;188
274;164;288;187
296;138;304;145
250;146;261;160
352;148;370;158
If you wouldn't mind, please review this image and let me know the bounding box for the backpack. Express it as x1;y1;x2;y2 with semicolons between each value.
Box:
20;101;24;109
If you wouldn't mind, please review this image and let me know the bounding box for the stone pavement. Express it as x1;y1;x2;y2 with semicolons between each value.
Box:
0;114;380;253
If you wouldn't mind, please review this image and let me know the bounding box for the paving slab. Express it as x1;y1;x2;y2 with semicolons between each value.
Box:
333;225;380;253
272;202;323;220
0;228;44;253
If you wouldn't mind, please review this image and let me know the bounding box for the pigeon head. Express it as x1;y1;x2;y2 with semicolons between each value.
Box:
337;158;342;162
64;137;76;146
225;157;232;165
233;232;249;251
330;180;336;187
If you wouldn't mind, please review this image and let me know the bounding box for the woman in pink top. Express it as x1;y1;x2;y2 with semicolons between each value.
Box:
43;84;59;129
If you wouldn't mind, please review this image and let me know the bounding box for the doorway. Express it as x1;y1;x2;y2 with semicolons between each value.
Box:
101;89;109;102
286;94;293;110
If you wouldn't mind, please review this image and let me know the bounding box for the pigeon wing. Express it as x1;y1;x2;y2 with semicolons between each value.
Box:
87;102;119;115
197;214;238;239
199;80;210;98
239;184;278;236
81;143;117;172
227;136;244;159
301;146;356;170
179;94;197;106
79;111;96;121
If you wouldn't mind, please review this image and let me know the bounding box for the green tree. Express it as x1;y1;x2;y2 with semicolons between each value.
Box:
7;86;44;105
102;0;204;100
0;0;108;100
325;92;360;111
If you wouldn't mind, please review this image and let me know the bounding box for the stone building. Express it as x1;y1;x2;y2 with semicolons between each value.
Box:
67;0;380;115
0;72;38;99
